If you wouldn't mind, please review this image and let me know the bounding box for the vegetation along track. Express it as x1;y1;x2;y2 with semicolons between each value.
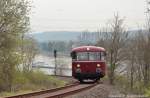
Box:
5;82;98;98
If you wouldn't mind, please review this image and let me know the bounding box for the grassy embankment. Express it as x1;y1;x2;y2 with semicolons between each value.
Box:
103;75;150;97
0;70;66;97
113;75;150;97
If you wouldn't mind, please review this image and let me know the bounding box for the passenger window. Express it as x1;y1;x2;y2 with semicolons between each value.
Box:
101;52;106;61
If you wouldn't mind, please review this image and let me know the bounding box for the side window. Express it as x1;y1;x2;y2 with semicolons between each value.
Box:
101;52;106;61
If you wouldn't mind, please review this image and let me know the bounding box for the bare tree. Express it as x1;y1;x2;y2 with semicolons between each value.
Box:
135;31;150;86
97;14;128;84
22;37;38;72
123;28;150;93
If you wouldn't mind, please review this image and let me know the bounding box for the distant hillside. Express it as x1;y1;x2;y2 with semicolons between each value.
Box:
29;30;142;43
30;31;81;42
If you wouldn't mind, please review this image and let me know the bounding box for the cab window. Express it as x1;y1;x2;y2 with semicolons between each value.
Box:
75;52;103;61
77;52;88;61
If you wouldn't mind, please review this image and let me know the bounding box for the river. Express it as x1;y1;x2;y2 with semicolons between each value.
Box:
32;54;72;76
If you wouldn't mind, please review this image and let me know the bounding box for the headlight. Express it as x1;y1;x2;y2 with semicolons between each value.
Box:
97;64;101;67
77;64;80;67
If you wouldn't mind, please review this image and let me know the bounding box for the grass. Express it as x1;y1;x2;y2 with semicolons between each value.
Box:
0;90;32;97
0;70;66;97
145;88;150;97
114;75;150;96
96;75;150;97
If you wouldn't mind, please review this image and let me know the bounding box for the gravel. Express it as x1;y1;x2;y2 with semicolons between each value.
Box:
65;83;110;98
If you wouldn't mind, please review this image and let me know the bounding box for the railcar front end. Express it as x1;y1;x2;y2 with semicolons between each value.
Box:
71;46;106;82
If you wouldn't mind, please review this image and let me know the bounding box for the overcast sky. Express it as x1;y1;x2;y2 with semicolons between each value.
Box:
30;0;147;33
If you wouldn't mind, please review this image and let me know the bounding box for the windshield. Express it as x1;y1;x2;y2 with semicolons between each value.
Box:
76;52;105;61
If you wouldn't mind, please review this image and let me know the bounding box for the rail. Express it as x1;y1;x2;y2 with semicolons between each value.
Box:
5;82;98;98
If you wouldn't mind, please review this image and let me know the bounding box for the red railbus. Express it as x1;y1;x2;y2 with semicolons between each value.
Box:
71;46;106;82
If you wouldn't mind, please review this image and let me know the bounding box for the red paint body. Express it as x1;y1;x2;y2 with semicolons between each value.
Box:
72;61;106;75
71;46;106;81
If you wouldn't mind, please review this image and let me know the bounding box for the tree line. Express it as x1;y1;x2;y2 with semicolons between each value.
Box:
39;41;73;55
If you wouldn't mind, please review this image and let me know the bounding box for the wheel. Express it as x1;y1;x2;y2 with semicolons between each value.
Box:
79;79;84;83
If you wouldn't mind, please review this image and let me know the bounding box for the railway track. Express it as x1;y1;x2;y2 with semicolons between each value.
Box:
5;82;98;98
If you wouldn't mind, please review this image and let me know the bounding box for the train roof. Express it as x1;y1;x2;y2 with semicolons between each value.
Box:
71;46;105;52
